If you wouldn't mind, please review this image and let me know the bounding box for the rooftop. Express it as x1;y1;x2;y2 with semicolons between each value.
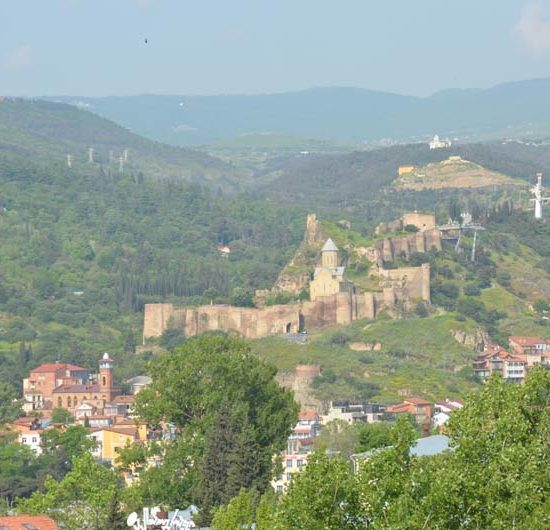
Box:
53;383;100;393
30;363;87;374
509;336;548;346
321;238;338;252
299;410;319;421
0;515;58;530
404;397;432;406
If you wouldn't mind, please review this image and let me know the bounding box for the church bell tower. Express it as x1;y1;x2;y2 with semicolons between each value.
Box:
99;352;114;402
321;238;339;268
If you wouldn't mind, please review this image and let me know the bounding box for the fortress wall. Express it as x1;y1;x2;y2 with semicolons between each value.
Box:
378;264;431;302
426;230;442;251
357;292;376;320
335;292;354;325
415;232;426;253
376;229;442;262
402;213;436;231
182;304;302;339
143;303;176;341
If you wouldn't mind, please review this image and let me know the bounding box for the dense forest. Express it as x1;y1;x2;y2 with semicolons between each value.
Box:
0;147;305;392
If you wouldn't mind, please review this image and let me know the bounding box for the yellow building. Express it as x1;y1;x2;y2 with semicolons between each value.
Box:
398;165;415;176
88;424;147;463
309;239;354;301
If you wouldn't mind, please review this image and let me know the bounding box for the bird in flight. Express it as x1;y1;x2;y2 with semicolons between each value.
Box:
144;38;148;44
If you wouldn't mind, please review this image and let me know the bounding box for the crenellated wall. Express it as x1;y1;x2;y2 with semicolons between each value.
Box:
376;229;442;262
143;265;430;342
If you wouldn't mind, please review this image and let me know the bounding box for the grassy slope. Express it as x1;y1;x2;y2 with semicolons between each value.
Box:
254;213;550;404
394;159;526;190
253;313;480;403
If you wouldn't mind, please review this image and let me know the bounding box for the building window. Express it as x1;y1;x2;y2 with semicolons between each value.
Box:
57;397;62;408
286;473;293;482
297;459;303;467
103;376;106;386
67;397;72;408
286;459;293;468
276;485;283;493
32;437;37;443
22;437;27;443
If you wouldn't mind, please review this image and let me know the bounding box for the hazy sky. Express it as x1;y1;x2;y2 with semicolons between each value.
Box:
2;0;550;97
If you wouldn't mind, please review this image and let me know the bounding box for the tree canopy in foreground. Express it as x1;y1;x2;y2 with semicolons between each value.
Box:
213;367;550;529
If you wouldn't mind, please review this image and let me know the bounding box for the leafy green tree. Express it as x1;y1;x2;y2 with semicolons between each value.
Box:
273;452;361;530
229;287;255;308
356;421;394;452
134;336;298;522
211;488;258;530
0;383;22;425
313;419;362;459
50;407;72;425
0;440;42;502
17;452;119;530
533;298;550;314
41;425;96;459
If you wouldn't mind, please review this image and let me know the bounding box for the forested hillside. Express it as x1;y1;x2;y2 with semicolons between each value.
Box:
2;99;550;408
0;147;305;393
0;99;244;191
259;141;548;210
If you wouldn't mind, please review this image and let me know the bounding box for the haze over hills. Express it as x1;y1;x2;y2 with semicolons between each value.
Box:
0;98;245;191
45;77;550;146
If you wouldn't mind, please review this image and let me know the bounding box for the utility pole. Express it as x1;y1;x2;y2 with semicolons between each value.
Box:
66;154;72;168
119;156;124;173
88;147;94;164
123;149;129;162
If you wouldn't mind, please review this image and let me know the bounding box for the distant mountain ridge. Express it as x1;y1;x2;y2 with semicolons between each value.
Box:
43;77;550;146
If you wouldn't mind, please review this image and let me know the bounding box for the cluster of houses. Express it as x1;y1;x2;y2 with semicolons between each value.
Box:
8;353;152;466
272;395;463;491
473;335;550;383
11;336;547;495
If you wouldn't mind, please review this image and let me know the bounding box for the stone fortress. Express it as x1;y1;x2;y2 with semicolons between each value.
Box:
143;213;436;342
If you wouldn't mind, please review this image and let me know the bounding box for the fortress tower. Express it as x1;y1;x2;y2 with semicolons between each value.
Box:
99;352;114;402
321;238;339;268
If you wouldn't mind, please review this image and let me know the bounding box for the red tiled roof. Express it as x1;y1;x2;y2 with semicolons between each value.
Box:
387;403;413;414
509;336;544;346
91;426;139;436
0;515;58;529
53;384;100;393
30;363;86;374
487;350;526;363
405;397;432;406
299;410;319;421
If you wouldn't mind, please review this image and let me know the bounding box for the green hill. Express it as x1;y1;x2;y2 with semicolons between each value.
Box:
0;132;306;391
254;211;550;404
0;98;245;192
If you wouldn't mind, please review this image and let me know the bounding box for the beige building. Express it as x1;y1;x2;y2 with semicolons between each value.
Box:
310;239;354;301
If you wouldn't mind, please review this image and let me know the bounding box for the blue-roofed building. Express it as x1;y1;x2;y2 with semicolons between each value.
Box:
350;434;451;474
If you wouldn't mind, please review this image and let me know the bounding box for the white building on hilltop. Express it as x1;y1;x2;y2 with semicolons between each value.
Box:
429;134;452;149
